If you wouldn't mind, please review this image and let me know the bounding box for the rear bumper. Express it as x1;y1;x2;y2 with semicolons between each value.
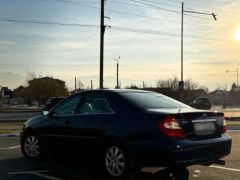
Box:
128;133;232;167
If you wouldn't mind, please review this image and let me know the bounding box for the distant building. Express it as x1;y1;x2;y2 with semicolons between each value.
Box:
209;89;228;106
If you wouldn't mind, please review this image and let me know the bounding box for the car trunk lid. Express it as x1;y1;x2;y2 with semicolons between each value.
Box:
149;108;225;140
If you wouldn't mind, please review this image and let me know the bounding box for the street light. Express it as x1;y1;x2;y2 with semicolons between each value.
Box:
180;2;217;95
114;56;121;89
226;68;238;87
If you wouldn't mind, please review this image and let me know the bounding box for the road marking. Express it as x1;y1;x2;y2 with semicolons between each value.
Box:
210;165;240;172
228;130;240;132
0;145;20;150
8;170;63;180
193;169;201;178
8;170;49;175
29;172;63;180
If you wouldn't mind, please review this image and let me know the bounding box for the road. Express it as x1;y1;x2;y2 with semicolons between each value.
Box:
0;131;239;180
0;112;41;121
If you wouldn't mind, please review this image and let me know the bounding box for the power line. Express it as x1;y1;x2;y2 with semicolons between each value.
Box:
109;26;233;43
0;18;99;27
166;0;240;20
108;0;181;10
0;16;233;43
128;0;180;14
33;0;100;4
33;0;236;28
107;1;237;30
140;0;181;9
107;0;155;9
31;0;194;27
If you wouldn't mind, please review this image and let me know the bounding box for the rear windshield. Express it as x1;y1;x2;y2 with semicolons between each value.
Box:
121;92;190;109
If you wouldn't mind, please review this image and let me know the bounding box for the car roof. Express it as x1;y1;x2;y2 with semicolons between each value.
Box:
74;89;152;94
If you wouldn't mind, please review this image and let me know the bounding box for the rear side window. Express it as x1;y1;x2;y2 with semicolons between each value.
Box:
121;92;189;109
78;93;113;114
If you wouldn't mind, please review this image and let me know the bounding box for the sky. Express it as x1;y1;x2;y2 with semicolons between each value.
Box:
0;0;240;91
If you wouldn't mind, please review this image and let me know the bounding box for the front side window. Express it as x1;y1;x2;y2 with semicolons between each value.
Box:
78;93;113;114
52;94;81;116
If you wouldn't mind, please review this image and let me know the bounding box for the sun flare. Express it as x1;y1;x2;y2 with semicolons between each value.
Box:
234;26;240;41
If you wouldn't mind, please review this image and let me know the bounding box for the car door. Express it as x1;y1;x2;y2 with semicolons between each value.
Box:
66;92;116;154
38;94;82;152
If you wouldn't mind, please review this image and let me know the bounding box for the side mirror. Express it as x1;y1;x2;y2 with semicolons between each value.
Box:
42;111;49;116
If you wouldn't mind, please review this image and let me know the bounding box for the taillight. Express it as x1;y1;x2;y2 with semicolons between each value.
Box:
159;115;185;138
221;116;227;133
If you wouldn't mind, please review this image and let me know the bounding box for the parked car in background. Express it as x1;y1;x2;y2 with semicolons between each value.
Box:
44;97;65;111
21;90;231;179
190;97;212;110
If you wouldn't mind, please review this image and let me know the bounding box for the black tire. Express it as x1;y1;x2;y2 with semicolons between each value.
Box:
21;133;45;160
163;166;189;180
103;144;133;179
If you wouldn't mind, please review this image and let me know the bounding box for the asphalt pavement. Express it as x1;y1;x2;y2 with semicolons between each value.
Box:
0;112;41;121
0;132;239;180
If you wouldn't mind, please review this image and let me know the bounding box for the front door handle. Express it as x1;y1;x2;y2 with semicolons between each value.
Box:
64;120;71;126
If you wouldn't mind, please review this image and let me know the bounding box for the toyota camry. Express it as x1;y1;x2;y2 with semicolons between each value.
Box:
20;89;232;179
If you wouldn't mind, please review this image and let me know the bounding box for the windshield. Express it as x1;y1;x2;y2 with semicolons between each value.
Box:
121;92;190;109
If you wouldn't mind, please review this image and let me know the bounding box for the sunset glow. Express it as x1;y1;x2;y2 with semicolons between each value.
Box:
234;26;240;41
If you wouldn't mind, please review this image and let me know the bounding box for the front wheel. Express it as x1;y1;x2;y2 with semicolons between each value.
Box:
21;134;44;160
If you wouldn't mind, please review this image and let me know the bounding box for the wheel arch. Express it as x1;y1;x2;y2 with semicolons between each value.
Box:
100;135;127;150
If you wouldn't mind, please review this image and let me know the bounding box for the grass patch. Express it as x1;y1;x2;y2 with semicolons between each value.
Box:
227;120;240;126
0;122;23;134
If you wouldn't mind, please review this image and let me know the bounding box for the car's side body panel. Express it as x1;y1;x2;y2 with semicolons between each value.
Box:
21;89;232;167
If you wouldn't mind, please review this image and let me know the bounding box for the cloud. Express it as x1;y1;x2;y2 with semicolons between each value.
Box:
0;72;24;89
0;41;17;45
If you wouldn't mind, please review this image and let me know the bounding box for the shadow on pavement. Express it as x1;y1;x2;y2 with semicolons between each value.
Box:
0;157;189;180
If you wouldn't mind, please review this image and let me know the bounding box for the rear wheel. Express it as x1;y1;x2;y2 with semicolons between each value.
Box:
164;166;189;180
104;145;131;179
21;134;44;160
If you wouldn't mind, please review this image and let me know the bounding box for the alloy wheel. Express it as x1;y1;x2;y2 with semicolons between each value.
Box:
105;146;126;177
24;135;40;158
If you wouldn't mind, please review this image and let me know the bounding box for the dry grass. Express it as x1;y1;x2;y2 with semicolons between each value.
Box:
0;122;23;134
226;121;240;126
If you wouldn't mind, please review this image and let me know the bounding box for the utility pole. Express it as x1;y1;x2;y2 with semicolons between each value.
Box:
114;56;121;89
226;68;239;87
181;2;184;85
180;2;217;101
75;77;77;92
91;80;93;90
100;0;105;89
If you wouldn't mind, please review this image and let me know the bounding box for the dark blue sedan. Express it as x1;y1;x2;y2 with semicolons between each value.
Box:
20;89;231;179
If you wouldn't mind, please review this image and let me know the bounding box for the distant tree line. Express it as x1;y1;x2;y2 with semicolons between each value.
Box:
14;74;68;105
156;76;208;92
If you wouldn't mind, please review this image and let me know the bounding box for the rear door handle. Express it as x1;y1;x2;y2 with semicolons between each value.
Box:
101;118;111;124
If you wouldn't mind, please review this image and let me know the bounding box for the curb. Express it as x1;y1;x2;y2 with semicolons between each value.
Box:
0;120;26;123
226;117;240;121
0;133;20;137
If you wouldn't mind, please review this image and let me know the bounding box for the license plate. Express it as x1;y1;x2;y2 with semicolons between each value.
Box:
193;122;216;135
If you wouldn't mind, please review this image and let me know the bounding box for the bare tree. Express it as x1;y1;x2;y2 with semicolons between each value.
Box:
184;79;199;90
156;76;203;91
156;76;178;91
